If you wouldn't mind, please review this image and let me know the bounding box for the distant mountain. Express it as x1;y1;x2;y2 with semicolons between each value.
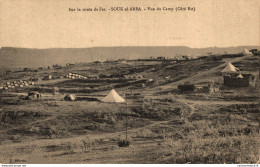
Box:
0;46;259;69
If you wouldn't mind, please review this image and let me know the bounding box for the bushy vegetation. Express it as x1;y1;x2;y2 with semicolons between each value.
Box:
0;110;47;124
117;139;130;147
221;104;259;114
91;112;117;124
163;120;258;163
117;135;132;147
157;102;260;164
131;99;183;121
178;83;195;93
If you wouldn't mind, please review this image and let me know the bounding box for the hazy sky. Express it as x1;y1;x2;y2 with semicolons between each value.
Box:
0;0;259;48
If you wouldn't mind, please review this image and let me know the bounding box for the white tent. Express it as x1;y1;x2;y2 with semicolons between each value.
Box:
242;48;253;55
221;63;239;73
101;89;125;103
64;94;75;101
236;74;244;78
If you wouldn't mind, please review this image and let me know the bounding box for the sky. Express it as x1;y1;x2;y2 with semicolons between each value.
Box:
0;0;259;48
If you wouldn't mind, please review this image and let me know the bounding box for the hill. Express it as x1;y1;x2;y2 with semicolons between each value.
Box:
0;46;259;69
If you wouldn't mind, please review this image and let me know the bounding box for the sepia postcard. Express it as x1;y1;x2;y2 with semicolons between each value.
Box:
0;0;259;165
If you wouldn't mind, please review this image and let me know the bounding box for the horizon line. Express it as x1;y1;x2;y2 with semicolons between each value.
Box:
1;45;260;50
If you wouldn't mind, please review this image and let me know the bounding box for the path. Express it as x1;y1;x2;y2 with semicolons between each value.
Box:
175;96;258;106
0;119;168;150
1;94;256;150
0;115;58;133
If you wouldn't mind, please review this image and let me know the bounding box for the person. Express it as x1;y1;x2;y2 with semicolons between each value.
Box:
162;129;166;139
180;110;184;121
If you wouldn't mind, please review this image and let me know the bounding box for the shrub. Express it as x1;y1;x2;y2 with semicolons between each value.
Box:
162;119;259;164
91;112;118;124
117;139;130;147
135;129;154;138
178;83;195;92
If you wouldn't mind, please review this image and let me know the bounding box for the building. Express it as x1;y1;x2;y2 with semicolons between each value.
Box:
182;56;189;60
223;73;256;87
249;49;260;55
157;57;165;60
5;71;12;75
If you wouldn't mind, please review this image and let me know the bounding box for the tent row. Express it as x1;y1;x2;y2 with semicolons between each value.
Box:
124;75;144;79
65;73;88;79
1;80;35;90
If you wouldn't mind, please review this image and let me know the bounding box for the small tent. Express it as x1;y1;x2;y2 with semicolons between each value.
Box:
101;89;125;103
242;48;253;55
236;74;244;78
221;63;239;73
64;94;75;101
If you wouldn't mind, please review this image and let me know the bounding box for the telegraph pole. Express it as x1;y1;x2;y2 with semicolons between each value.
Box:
258;54;260;132
259;54;260;89
125;99;128;141
124;91;128;141
124;88;134;142
0;77;2;111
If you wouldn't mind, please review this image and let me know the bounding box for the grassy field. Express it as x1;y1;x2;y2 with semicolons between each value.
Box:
0;55;259;164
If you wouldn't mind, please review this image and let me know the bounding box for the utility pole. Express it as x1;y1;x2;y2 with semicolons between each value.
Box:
0;78;3;111
124;91;128;141
258;54;260;132
0;89;2;111
125;99;128;141
124;88;133;142
259;55;260;89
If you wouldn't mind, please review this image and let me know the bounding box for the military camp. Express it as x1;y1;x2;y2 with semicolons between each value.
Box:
0;46;259;164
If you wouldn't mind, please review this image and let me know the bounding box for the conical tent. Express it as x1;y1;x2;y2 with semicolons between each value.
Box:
101;89;125;103
221;63;239;73
236;74;244;78
64;94;75;101
242;48;253;55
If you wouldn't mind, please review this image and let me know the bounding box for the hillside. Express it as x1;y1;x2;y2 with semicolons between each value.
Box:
0;46;259;69
0;52;259;164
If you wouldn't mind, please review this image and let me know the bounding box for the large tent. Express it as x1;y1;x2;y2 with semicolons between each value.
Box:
221;63;239;73
101;89;125;103
242;48;253;55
